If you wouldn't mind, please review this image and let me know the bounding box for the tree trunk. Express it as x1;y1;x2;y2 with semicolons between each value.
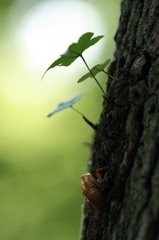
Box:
80;0;159;239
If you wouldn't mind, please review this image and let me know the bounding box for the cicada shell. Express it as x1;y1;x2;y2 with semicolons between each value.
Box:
80;173;103;215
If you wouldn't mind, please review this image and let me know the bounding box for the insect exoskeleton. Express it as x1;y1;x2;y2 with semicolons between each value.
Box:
80;172;103;215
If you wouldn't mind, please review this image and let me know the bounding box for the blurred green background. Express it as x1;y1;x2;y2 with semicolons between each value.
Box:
0;0;121;239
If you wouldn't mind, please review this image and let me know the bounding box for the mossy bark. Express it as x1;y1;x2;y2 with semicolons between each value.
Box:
80;0;159;239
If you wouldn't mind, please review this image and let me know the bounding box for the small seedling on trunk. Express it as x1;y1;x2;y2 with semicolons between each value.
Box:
47;94;97;130
43;32;118;128
42;32;118;98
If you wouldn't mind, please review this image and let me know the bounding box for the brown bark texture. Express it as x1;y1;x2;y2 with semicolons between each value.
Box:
80;0;159;239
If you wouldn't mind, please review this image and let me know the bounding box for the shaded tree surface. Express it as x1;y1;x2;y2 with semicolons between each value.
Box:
80;0;159;239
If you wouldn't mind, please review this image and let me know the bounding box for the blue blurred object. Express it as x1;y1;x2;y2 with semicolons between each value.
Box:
47;94;82;117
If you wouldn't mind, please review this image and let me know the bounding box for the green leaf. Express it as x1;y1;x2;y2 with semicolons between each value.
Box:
42;32;104;78
78;59;111;83
47;94;82;117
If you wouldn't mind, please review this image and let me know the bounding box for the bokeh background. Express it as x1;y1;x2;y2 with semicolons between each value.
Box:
0;0;121;239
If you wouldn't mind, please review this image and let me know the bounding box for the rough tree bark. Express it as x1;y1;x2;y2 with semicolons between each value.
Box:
80;0;159;239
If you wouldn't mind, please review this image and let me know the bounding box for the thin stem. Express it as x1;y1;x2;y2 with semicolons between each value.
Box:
103;70;119;80
80;54;106;97
71;106;84;117
71;106;97;130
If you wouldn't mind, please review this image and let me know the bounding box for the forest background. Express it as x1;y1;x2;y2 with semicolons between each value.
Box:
0;0;121;239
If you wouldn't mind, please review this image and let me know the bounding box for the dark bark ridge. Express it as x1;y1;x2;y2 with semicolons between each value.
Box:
80;0;159;240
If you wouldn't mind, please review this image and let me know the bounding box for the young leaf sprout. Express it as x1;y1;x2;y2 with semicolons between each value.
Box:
47;94;97;130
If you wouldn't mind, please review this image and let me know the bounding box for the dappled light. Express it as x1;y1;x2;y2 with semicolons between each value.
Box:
0;0;121;239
